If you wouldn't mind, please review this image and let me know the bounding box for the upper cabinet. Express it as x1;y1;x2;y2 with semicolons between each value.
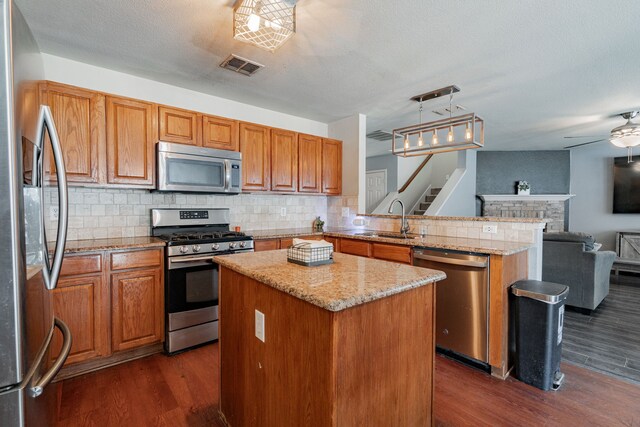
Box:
270;128;298;192
39;82;106;184
158;106;198;146
106;96;157;188
202;115;239;151
298;134;322;193
322;138;342;195
240;123;271;191
32;80;341;194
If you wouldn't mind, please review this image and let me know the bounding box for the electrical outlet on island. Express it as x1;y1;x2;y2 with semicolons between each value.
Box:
255;310;265;342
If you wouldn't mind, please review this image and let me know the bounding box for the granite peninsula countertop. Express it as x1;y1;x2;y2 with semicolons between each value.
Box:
323;230;533;256
245;228;533;256
214;250;446;312
53;237;166;254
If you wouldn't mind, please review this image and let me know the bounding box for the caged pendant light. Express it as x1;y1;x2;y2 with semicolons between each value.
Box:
392;85;484;157
233;0;297;52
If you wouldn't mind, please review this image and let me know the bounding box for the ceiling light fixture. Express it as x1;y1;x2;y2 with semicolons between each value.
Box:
392;85;484;157
233;0;296;52
610;111;640;163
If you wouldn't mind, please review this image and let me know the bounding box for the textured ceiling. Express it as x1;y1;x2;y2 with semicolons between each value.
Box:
15;0;640;156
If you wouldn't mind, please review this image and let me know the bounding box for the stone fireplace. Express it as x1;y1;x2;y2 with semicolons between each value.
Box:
478;194;574;232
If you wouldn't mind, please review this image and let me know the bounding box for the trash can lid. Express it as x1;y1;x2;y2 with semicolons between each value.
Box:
512;280;569;304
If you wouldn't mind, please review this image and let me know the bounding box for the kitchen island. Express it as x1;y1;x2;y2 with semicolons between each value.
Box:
214;250;445;427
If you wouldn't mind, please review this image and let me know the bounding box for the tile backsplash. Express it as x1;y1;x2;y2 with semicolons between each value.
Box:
46;188;329;240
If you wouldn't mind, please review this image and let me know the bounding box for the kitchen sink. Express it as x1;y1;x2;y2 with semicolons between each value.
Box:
355;231;422;240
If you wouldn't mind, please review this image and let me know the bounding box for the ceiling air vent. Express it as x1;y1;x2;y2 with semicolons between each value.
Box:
366;130;393;141
220;54;264;76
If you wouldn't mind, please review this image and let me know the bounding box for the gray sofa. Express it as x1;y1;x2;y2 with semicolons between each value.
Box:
542;232;616;313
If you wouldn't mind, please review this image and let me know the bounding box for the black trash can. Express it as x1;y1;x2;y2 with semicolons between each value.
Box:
512;280;569;391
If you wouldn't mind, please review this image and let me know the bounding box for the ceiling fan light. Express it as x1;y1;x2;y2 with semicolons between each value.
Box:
610;135;640;148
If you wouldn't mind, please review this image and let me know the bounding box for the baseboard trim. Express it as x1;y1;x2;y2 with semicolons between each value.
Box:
53;343;164;382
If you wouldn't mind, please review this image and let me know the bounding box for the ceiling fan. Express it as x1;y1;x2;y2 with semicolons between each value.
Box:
564;111;640;162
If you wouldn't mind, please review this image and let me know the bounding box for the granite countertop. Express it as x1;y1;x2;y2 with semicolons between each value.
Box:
55;237;166;254
245;227;350;240
26;264;43;280
214;250;446;312
324;230;533;256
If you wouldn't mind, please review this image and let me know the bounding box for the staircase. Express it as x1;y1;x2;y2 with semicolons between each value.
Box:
413;187;441;215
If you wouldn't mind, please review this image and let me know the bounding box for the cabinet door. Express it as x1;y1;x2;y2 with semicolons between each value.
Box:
106;96;157;187
254;239;280;251
271;129;298;192
202;115;239;151
372;243;412;264
324;236;340;252
40;82;106;184
240;123;271;191
298;134;322;193
158;106;198;146
111;268;163;352
322;138;342;195
51;275;109;365
340;238;371;257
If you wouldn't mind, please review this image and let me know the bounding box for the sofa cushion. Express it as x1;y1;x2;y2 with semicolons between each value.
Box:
543;231;595;251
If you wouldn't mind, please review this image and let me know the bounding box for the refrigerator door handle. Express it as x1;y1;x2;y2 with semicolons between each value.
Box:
35;105;68;290
29;318;72;398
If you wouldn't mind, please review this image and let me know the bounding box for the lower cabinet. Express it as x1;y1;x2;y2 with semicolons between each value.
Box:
253;235;323;251
332;237;412;265
111;268;163;352
51;274;109;365
52;248;163;373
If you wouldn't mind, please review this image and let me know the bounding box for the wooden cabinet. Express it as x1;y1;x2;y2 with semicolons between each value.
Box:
158;106;198;145
372;243;412;264
254;239;280;252
51;254;108;366
240;123;271;191
39;82;106;184
110;249;163;352
298;134;322;193
340;238;372;257
322;138;342;195
106;96;157;187
324;236;340;252
271;129;298;192
202;115;238;151
111;268;163;352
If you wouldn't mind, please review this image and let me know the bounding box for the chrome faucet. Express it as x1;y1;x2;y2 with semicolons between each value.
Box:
388;198;410;235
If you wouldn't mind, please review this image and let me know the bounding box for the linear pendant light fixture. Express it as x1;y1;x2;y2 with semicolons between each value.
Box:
233;0;296;52
392;85;484;157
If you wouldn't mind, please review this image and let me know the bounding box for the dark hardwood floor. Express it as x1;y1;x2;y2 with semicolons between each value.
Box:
56;343;640;426
562;273;640;384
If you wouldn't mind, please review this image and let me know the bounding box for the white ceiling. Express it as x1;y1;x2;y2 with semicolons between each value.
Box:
16;0;640;157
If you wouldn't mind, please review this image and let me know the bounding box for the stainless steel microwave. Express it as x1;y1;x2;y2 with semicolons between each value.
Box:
157;141;242;193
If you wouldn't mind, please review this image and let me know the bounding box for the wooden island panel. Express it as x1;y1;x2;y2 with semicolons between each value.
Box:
219;266;435;426
488;251;528;379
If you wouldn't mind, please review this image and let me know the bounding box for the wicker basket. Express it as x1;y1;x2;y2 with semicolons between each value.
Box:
287;243;333;266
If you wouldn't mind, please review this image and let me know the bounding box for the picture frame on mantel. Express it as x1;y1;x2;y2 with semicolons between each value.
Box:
517;180;530;196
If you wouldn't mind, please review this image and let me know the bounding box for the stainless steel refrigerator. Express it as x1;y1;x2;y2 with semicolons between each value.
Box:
0;0;71;425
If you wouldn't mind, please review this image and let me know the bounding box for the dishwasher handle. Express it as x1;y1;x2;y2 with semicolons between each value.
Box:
413;251;488;268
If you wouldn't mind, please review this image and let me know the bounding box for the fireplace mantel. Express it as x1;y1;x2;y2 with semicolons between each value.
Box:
477;194;575;202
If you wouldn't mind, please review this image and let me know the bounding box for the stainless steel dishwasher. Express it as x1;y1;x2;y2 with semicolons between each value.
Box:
413;248;490;364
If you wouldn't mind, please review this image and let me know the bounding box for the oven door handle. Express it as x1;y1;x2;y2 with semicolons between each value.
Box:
170;255;217;263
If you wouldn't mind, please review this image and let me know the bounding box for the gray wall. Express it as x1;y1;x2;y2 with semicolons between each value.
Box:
570;143;640;250
476;151;571;227
366;154;397;194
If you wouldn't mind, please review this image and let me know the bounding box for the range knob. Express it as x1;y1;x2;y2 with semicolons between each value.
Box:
179;246;189;254
192;244;201;253
229;242;236;249
239;241;246;248
211;243;220;250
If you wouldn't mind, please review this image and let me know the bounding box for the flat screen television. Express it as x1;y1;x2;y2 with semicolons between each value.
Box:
613;155;640;213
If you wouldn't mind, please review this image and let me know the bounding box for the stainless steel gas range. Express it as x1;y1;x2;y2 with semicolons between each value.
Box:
151;208;254;354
